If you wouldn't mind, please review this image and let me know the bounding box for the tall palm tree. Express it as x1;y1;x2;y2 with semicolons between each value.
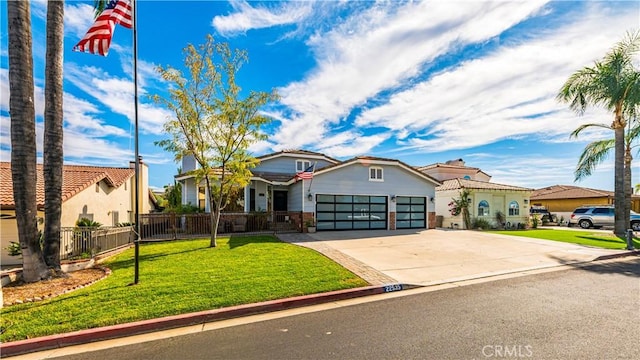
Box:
572;119;640;219
8;0;50;282
558;30;640;237
43;0;65;273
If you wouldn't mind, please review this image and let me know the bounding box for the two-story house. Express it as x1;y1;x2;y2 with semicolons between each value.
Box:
177;150;441;231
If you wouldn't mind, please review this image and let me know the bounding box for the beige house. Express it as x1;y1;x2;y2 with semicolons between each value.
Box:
0;161;153;266
417;159;491;182
435;178;532;229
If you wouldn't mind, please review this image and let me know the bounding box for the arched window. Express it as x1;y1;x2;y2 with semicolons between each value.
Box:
478;200;490;216
508;201;519;216
463;175;471;180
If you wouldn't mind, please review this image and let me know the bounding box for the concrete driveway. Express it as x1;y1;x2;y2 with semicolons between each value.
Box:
281;229;628;286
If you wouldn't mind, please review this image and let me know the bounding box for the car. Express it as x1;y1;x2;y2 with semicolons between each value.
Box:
529;206;553;222
568;205;640;230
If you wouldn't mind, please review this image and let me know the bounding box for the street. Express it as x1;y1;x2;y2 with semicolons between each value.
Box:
52;257;639;360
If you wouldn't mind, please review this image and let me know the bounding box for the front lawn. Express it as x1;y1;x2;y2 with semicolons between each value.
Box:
0;236;367;342
489;229;640;249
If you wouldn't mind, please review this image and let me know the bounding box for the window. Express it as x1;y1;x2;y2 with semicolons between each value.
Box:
369;167;383;181
296;160;311;172
112;211;119;226
508;201;519;216
478;200;490;216
463;175;471;180
198;186;206;211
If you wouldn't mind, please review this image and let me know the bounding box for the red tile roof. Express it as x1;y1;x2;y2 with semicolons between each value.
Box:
530;184;623;200
437;178;532;192
0;162;134;209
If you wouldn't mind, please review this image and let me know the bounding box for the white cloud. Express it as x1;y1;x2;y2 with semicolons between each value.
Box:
65;63;173;135
355;2;637;153
212;0;313;36
64;2;97;40
272;0;550;152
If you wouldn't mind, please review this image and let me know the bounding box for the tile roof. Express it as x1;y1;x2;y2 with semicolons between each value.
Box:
0;162;134;209
531;185;615;200
436;178;532;192
416;162;491;177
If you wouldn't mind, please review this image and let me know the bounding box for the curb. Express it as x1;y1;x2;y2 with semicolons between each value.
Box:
593;249;640;261
0;283;407;357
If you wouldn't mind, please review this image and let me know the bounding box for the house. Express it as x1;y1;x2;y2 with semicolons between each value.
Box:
177;150;441;231
416;158;491;182
0;160;154;266
530;184;640;220
435;178;532;229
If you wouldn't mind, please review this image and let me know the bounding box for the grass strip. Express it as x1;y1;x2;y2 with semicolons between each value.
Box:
488;229;640;249
0;235;367;342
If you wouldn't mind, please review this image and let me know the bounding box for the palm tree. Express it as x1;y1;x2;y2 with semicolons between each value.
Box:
558;30;640;237
7;0;50;282
42;0;65;273
572;119;640;219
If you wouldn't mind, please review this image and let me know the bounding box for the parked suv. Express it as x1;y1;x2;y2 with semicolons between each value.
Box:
568;205;640;230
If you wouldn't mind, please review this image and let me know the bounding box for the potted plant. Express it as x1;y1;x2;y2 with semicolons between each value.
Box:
305;218;316;233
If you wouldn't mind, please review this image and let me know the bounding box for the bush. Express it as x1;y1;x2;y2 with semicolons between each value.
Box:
472;217;492;230
531;214;540;229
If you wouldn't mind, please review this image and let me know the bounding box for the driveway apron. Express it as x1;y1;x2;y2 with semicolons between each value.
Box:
279;229;626;286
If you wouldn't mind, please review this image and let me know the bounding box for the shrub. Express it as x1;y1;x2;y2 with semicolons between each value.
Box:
531;214;540;229
472;217;492;230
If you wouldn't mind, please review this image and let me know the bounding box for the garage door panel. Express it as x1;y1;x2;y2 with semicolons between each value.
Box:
316;194;388;231
396;196;426;229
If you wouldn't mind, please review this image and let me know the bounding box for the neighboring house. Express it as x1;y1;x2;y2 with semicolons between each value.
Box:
531;184;640;220
416;158;491;182
435;178;532;229
0;160;154;266
176;150;441;231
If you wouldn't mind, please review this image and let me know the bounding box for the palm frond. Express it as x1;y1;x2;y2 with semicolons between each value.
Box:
574;139;615;181
570;123;612;138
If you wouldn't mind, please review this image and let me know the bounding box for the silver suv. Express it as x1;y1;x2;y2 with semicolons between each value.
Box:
568;205;640;230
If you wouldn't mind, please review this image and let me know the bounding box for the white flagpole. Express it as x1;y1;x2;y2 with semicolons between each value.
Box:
132;0;140;285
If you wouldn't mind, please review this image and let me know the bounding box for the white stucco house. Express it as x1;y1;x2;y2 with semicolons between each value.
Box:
0;161;154;266
177;150;441;231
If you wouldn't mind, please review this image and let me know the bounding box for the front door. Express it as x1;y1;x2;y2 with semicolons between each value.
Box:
273;191;288;212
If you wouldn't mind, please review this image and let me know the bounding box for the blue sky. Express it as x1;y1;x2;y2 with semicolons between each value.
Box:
1;0;639;192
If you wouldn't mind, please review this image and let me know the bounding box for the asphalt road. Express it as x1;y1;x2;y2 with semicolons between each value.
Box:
55;257;639;360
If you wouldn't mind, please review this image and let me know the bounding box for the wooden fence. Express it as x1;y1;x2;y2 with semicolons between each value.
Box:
139;212;302;241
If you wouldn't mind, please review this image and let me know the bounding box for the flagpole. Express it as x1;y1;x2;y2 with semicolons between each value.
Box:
132;0;140;285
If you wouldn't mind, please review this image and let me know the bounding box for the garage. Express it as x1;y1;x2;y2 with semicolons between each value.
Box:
315;194;387;231
395;196;426;229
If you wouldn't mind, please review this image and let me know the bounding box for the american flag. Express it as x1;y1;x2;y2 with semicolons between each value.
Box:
73;0;132;56
295;164;315;181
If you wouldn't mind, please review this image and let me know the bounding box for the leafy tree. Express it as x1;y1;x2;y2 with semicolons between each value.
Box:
449;189;472;229
557;30;640;237
153;35;278;247
43;0;65;273
7;0;50;282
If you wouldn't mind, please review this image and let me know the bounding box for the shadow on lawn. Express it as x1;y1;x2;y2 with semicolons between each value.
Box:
576;235;640;247
229;234;282;249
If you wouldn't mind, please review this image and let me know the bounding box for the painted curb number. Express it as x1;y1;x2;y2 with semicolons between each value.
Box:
383;284;403;292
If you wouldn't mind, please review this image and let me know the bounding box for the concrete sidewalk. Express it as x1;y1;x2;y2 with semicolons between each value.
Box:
279;229;633;286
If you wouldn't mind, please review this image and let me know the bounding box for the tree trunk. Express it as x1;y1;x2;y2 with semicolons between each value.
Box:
614;125;626;237
43;0;64;273
205;176;218;247
8;0;50;282
624;144;632;231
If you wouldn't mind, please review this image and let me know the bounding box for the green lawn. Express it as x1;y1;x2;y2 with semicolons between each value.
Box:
489;229;640;249
0;235;368;342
